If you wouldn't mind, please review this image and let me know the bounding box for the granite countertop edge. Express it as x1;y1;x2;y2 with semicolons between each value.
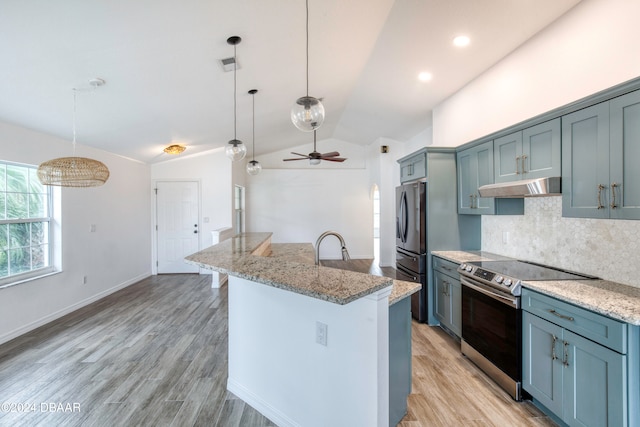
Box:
431;250;640;325
185;233;415;306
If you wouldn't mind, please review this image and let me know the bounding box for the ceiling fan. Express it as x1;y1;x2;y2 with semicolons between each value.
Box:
283;131;346;165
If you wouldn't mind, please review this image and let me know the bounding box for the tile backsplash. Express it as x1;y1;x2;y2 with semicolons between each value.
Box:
482;197;640;288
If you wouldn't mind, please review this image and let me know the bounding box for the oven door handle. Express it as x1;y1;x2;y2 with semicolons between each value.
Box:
461;277;519;308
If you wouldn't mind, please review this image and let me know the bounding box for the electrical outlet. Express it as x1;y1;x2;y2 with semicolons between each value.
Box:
316;321;328;346
90;224;96;232
502;231;509;244
83;276;88;285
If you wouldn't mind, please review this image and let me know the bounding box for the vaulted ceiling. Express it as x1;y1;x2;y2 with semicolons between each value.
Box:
0;0;581;163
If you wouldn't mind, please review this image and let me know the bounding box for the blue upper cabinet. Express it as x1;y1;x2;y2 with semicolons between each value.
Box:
609;90;640;219
457;140;495;215
494;119;561;184
399;149;427;183
494;131;522;183
562;102;610;218
563;89;640;220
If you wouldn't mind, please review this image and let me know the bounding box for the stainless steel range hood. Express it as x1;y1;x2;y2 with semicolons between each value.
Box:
478;177;561;198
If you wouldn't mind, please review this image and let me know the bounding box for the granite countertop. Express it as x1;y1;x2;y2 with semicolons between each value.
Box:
185;233;419;306
431;250;640;325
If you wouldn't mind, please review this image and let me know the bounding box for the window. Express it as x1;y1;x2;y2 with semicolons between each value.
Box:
0;161;54;286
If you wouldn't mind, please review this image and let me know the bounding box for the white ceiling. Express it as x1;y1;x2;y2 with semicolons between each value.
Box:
0;0;581;164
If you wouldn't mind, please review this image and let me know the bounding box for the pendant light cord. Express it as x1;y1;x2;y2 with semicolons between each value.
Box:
251;92;256;161
233;44;237;141
305;0;309;97
72;88;77;156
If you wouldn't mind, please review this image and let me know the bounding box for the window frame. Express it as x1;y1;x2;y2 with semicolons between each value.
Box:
0;160;56;288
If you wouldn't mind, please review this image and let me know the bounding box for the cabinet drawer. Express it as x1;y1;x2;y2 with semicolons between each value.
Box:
432;256;459;277
522;289;627;353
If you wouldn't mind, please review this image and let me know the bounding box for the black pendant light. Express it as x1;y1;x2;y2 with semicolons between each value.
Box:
291;0;325;132
225;36;247;161
246;89;262;175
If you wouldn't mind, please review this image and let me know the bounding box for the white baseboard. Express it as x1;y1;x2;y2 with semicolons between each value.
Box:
0;272;151;345
227;378;301;427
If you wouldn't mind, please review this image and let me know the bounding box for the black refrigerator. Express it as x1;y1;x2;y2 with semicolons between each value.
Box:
396;182;429;321
395;149;481;323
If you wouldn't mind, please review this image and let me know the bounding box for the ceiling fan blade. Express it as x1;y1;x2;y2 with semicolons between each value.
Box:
322;157;347;162
283;157;308;161
290;152;310;157
320;151;340;157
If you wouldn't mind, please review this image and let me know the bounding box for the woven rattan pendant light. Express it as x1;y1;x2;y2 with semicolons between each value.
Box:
37;80;110;187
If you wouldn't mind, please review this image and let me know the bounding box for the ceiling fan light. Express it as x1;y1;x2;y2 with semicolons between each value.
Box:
225;139;247;161
247;160;262;175
309;158;321;166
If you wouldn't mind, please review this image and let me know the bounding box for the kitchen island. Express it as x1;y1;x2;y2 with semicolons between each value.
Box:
185;233;420;427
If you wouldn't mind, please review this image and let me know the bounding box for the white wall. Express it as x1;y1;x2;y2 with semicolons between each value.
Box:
246;140;374;260
433;0;640;147
150;148;232;261
483;198;640;288
0;120;151;344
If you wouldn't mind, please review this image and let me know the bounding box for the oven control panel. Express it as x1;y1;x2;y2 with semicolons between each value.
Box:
458;263;522;296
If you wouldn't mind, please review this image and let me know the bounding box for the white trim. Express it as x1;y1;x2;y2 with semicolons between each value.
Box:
227;379;301;427
0;272;151;345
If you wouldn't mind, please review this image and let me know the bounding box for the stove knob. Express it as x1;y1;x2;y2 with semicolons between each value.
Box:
504;278;513;287
460;263;466;270
465;265;473;272
495;276;504;284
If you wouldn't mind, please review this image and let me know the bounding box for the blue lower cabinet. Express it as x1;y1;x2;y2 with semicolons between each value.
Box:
389;296;411;426
522;289;631;427
562;330;626;427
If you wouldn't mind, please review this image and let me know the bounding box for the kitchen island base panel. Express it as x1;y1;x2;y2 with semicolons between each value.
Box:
227;275;392;427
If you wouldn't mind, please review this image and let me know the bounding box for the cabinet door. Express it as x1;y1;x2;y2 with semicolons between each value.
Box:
522;118;561;180
457;148;477;214
475;141;495;214
610;90;640;220
433;271;449;325
494;131;523;183
522;312;563;416
400;151;427;183
448;277;461;337
562;330;626;427
562;103;610;218
457;141;495;215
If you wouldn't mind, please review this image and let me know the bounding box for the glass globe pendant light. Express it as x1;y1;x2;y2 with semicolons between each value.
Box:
291;0;325;132
225;36;247;161
246;89;262;175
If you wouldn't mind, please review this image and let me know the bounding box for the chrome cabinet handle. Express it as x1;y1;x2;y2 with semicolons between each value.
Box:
469;194;478;209
548;309;574;321
563;341;570;367
611;182;618;209
442;280;450;296
551;335;558;361
442;266;453;272
597;184;605;209
521;154;527;174
515;156;520;175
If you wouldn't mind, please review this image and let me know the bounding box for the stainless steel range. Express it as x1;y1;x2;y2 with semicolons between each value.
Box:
457;259;596;401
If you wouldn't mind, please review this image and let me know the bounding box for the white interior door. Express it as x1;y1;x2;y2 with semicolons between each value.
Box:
156;181;199;273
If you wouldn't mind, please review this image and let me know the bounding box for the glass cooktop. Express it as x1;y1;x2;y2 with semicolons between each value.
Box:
467;260;597;281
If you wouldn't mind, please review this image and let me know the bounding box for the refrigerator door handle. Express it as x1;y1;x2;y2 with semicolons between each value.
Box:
401;190;408;243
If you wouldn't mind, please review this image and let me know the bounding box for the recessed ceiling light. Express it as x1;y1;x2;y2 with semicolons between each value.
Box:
418;72;432;82
453;35;470;47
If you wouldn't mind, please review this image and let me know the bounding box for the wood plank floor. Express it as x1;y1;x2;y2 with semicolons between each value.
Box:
0;272;556;426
